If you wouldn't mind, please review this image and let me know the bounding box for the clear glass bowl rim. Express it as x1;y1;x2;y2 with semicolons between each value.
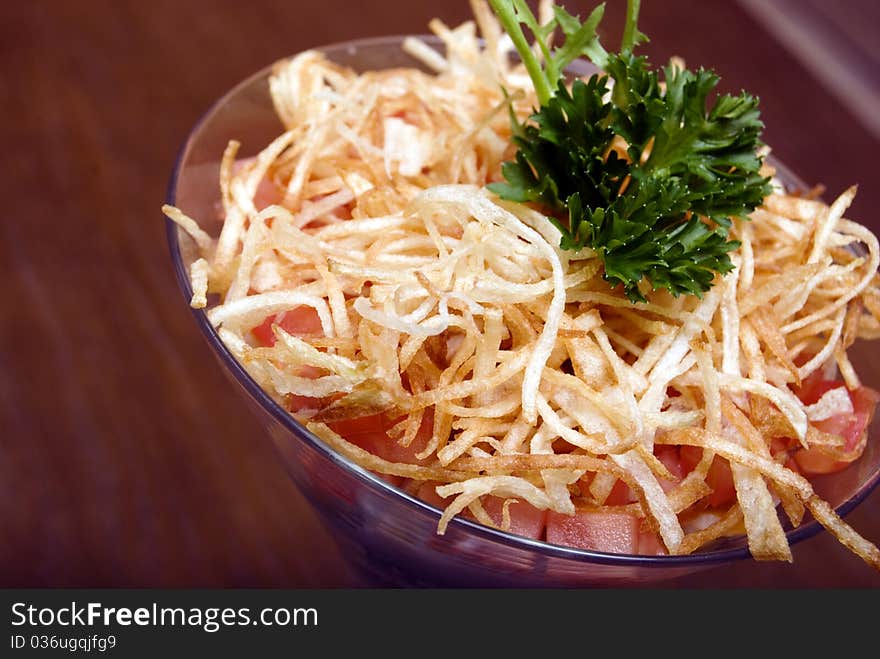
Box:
164;34;880;569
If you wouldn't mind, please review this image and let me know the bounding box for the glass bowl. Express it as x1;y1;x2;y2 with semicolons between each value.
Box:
165;36;880;586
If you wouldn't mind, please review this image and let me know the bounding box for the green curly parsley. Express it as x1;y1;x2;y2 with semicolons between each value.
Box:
487;0;772;302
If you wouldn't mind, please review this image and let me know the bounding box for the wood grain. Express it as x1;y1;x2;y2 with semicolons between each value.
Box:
2;0;878;587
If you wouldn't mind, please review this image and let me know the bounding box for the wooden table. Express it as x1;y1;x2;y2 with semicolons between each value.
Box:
3;0;878;587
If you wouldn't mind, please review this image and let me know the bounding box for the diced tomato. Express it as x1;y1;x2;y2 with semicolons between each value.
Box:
680;445;736;507
278;364;326;414
253;177;283;210
637;529;667;556
793;383;880;475
383;411;433;465
250;307;326;408
251;307;324;346
328;411;434;468
769;438;802;475
577;476;637;505
326;413;430;489
326;414;388;454
792;376;880;474
287;393;319;414
792;448;838;475
480;497;547;540
604;479;637;505
795;371;842;406
414;484;547;539
233;157;284;210
854;386;880;417
679;445;701;473
705;456;736;508
379;474;405;488
546;510;640;554
654;445;686;493
811;387;879;443
583;447;685;507
416;481;449;509
770;437;796;456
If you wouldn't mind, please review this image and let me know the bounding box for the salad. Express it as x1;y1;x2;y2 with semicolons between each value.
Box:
164;0;880;569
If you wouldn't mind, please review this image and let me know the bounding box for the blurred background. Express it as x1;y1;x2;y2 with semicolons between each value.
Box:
2;0;878;587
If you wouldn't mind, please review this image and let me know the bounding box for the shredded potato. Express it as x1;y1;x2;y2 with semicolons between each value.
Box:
164;1;880;570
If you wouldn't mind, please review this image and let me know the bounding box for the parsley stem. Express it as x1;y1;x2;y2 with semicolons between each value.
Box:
489;0;553;105
621;0;642;53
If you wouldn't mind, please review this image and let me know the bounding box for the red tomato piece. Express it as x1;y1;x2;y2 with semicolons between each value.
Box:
287;393;320;414
253;177;283;210
282;365;326;414
379;474;405;488
680;446;736;508
705;456;736;508
233;157;283;210
654;445;686;493
327;414;389;454
769;438;802;475
381;412;434;466
793;449;839;475
604;479;638;505
327;411;434;468
637;529;667;556
416;481;449;509
546;510;640;554
322;414;405;487
790;377;880;475
591;447;685;506
795;371;842;405
250;307;326;408
480;497;547;540
250;307;324;346
770;437;795;456
575;473;632;505
413;485;546;539
679;445;701;473
794;385;880;474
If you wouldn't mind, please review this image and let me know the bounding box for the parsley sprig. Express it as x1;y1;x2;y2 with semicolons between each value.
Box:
487;0;771;301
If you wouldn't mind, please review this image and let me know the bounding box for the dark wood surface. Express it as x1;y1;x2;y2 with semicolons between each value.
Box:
3;0;879;587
